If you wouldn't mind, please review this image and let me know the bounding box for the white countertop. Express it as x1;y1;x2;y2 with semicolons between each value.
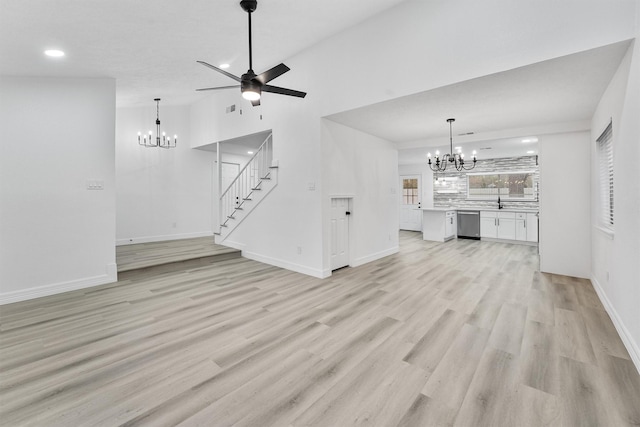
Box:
422;207;539;213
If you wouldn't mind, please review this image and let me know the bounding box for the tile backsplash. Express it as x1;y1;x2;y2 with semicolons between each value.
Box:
433;155;539;210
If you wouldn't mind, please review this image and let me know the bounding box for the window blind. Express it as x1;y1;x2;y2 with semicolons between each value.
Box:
597;122;614;228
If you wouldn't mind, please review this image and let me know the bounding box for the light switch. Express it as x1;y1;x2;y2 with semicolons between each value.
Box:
87;179;105;190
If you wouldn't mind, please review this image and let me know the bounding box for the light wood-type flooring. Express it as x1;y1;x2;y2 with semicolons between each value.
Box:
1;231;639;426
116;236;240;272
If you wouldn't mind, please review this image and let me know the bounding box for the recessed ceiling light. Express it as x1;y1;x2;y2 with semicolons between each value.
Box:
44;49;65;57
247;151;254;155
521;137;538;143
220;63;230;69
527;150;535;154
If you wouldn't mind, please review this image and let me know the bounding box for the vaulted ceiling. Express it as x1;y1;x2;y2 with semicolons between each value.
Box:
0;0;407;106
1;1;632;161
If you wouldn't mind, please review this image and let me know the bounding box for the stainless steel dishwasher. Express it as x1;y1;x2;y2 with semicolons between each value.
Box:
457;210;480;239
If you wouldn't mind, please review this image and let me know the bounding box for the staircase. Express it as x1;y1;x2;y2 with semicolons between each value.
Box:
215;133;278;243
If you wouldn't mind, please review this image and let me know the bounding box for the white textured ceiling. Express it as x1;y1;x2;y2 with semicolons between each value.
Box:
0;0;407;107
1;2;631;162
326;41;630;163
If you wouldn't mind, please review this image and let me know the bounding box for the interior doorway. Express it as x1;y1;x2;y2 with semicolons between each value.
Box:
399;175;422;231
330;197;351;271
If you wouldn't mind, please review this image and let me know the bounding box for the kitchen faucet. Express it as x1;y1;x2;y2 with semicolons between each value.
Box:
498;196;503;209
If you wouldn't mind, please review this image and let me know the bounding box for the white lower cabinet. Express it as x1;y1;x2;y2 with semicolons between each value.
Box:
516;212;527;241
480;210;537;243
480;211;497;238
526;213;539;242
422;209;456;242
445;211;456;239
496;212;516;240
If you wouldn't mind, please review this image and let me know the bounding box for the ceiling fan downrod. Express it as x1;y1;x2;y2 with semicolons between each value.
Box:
240;0;257;72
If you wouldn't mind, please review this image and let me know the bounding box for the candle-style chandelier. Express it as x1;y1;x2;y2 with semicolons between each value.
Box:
427;118;476;172
137;98;177;149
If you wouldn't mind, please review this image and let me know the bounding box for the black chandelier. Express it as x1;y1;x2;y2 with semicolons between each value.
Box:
137;98;177;149
427;118;476;172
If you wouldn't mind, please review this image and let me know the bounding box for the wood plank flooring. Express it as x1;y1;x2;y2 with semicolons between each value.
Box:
116;237;240;272
1;231;639;426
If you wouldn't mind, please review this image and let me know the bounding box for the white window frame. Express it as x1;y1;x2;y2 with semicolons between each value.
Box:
466;170;536;201
596;121;614;230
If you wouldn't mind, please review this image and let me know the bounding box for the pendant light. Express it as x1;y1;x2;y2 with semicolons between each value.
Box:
137;98;177;149
427;118;476;172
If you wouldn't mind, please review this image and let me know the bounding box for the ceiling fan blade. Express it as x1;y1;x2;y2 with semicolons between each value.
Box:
197;61;241;82
251;99;261;107
255;63;290;84
263;85;307;98
196;85;240;92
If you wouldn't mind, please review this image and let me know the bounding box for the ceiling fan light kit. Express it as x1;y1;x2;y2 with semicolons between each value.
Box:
427;118;477;172
196;0;307;106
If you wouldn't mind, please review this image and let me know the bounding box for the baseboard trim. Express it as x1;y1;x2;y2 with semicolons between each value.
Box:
591;275;640;374
351;246;399;268
116;231;213;246
0;266;118;305
241;250;325;279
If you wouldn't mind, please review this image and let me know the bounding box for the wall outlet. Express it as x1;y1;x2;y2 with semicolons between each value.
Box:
307;182;316;191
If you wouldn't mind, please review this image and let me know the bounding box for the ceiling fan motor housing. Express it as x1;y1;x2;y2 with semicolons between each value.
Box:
240;0;257;13
241;77;261;95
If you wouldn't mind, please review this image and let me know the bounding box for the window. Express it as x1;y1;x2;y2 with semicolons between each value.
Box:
467;171;535;200
402;178;419;205
597;121;614;228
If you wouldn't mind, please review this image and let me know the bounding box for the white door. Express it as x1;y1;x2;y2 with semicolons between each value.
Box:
221;162;240;192
399;175;422;231
330;198;350;271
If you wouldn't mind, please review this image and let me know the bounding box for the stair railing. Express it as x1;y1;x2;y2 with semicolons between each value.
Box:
219;133;273;230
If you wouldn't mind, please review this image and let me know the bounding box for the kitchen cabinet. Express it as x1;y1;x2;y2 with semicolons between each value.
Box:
515;212;527;241
526;213;538;242
480;211;497;238
496;212;516;240
422;209;456;242
480;211;517;240
516;214;527;241
445;211;456;239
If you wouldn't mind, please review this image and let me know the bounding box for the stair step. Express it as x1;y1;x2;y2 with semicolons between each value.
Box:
269;165;279;169
235;207;244;210
221;224;228;228
213;232;221;236
260;177;271;180
227;216;236;219
251;188;262;191
243;198;252;201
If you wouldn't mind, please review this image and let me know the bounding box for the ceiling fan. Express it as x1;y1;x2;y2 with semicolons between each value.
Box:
196;0;307;106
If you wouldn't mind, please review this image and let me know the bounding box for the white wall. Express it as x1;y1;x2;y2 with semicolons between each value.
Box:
115;105;214;245
309;0;637;116
321;120;399;275
398;164;435;209
0;76;116;303
590;34;640;369
539;131;591;278
188;0;636;278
